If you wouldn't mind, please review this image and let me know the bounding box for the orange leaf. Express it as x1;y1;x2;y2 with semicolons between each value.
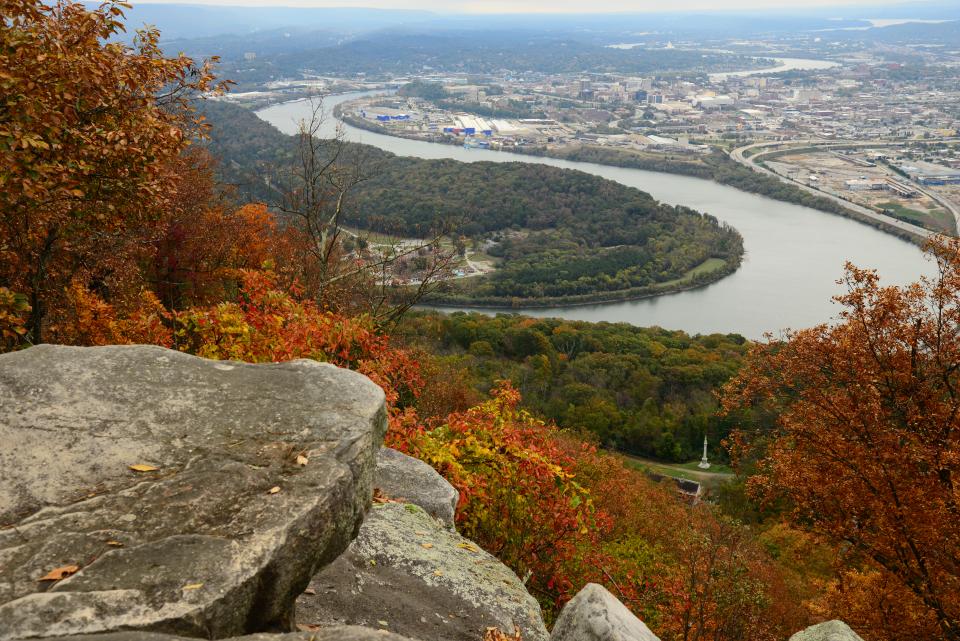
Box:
128;464;158;472
38;565;79;582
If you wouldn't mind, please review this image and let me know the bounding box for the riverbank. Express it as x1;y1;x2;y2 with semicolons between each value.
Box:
337;106;924;245
425;256;740;309
258;92;932;339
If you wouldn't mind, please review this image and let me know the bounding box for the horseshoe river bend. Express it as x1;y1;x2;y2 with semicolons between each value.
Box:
256;91;934;339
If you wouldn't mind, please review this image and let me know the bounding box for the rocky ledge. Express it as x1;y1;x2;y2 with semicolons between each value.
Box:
298;501;547;641
0;345;386;639
0;345;869;641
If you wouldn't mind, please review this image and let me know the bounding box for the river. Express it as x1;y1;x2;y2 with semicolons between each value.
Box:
256;92;933;339
708;57;840;81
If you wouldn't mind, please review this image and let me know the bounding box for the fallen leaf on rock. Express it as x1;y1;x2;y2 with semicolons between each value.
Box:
458;543;479;552
415;530;429;536
105;540;124;547
295;454;309;466
421;542;434;549
128;464;158;472
38;565;79;582
268;486;281;494
433;569;443;576
297;624;321;632
372;488;404;504
378;620;389;627
484;626;522;641
304;587;317;595
182;583;204;591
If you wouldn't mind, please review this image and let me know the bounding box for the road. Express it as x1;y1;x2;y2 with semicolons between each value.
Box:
731;138;960;239
730;140;935;240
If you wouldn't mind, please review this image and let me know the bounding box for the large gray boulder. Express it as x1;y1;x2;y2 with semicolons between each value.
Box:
551;583;661;641
0;345;387;640
376;447;459;527
789;621;865;641
298;502;549;641
43;627;420;641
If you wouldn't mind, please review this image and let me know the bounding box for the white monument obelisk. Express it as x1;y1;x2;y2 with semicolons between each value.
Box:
698;434;711;469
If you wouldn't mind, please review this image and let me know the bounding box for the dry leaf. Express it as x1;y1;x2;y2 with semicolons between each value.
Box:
182;583;204;591
295;454;309;466
296;624;321;632
303;587;317;595
105;540;124;547
38;564;79;582
372;488;404;504
458;543;479;552
377;620;389;627
128;464;158;472
268;486;281;494
415;530;429;536
484;627;522;641
433;569;443;576
421;543;434;549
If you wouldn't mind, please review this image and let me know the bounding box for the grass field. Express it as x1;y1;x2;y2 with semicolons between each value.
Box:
655;257;729;289
877;201;955;234
622;455;735;492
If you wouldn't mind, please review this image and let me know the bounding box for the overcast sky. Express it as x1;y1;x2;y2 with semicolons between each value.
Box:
130;0;909;13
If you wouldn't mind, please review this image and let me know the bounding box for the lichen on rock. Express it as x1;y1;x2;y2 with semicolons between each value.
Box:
298;502;548;641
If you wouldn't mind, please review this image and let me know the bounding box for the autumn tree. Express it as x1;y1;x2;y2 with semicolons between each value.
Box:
722;237;960;639
277;98;456;326
0;0;225;343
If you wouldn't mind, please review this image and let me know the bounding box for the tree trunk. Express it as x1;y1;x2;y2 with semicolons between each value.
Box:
26;227;58;345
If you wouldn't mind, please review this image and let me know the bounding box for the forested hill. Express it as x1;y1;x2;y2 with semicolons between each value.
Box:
208;33;771;87
397;311;752;463
202;101;743;305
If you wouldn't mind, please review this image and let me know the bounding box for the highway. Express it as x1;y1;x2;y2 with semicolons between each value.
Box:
730;138;960;240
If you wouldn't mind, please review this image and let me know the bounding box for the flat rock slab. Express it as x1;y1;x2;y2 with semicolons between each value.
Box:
42;626;421;641
0;345;386;640
297;502;549;641
789;621;865;641
376;448;459;527
551;583;661;641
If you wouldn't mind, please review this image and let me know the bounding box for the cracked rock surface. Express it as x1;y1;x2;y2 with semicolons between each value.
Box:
0;345;386;640
42;627;422;641
297;502;548;641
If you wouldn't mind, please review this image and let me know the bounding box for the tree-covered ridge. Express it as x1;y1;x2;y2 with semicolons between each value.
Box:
397;311;752;462
202;101;744;305
215;31;772;86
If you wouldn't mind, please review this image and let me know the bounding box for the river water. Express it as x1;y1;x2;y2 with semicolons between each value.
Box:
256;92;933;339
708;57;840;81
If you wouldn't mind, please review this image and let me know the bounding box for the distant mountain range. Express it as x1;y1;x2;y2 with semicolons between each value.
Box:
95;1;960;43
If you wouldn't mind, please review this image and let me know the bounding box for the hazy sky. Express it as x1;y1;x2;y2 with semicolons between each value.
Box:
131;0;908;13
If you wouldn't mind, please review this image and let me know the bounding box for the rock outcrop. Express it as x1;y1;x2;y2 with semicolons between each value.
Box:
0;344;869;641
375;447;459;528
297;502;549;641
551;583;662;641
44;628;419;641
0;345;387;640
789;621;865;641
